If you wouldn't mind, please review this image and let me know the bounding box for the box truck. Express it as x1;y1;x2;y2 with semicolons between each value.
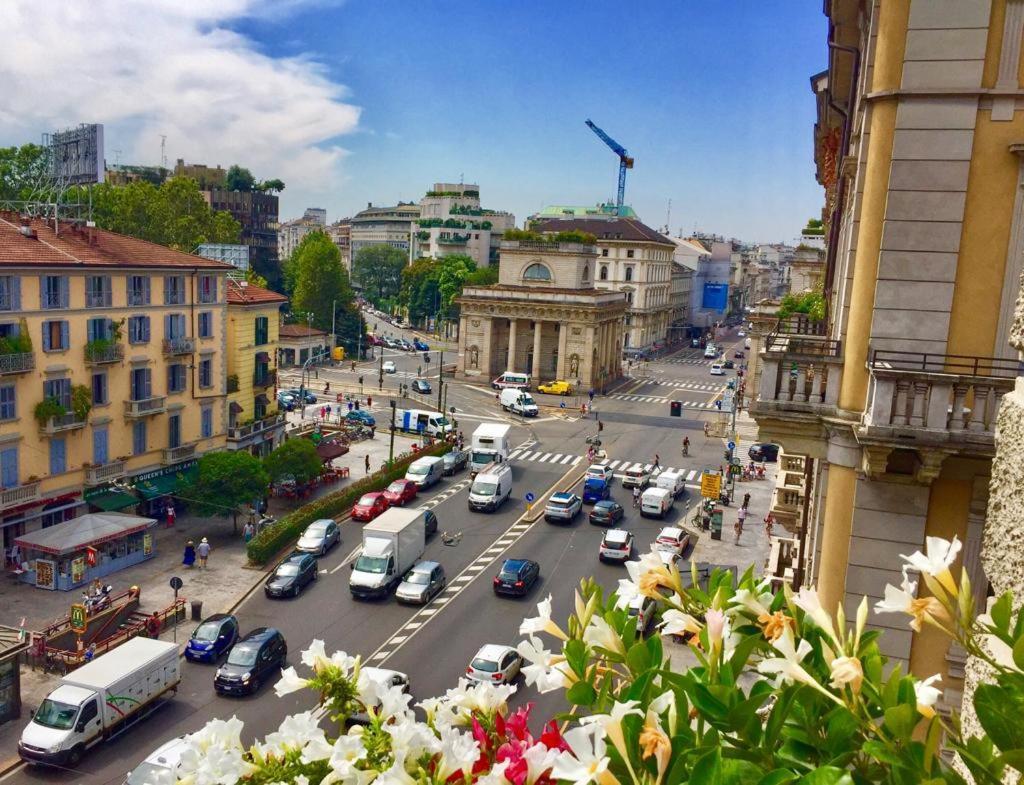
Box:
470;423;511;476
392;408;452;438
19;638;179;767
350;508;427;599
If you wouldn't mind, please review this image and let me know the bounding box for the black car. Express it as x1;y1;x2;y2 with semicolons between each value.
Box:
442;449;469;476
412;379;432;394
493;558;540;597
264;552;318;598
748;443;780;462
723;359;735;369
424;509;438;536
734;350;744;359
589;500;625;526
214;627;288;695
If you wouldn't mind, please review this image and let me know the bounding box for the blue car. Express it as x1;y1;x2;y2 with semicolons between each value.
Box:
185;613;240;663
346;410;376;427
414;339;430;351
582;477;611;505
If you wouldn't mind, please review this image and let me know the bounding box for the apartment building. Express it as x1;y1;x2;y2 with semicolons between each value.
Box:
0;215;232;553
414;183;515;268
278;208;328;262
327;219;352;273
202;189;280;287
350;202;420;261
750;0;1024;711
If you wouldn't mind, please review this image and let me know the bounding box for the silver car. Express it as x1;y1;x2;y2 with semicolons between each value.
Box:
296;519;340;555
395;561;446;605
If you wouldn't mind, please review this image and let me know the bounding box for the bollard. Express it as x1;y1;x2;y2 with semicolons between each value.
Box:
191;599;203;621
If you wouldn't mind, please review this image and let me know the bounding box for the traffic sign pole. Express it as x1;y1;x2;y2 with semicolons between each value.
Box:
169;576;183;643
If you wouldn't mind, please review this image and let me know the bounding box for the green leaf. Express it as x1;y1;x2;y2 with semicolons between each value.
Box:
1013;636;1024;672
757;771;798;785
884;704;919;742
691;747;724;784
998;749;1024;773
796;767;853;785
690;683;730;722
563;639;587;677
862;740;904;766
566;681;596;706
626;641;652;675
975;684;1024;752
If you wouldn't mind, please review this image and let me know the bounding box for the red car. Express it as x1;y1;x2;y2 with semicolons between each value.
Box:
383;479;418;507
351;492;390;522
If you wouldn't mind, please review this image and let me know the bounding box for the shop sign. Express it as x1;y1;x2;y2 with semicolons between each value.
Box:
133;459;197;484
143;533;153;556
85;546;97;567
701;472;722;499
71;557;85;584
35;559;55;590
70;603;87;632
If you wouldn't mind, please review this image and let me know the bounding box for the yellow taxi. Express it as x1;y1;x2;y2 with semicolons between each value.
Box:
537;380;574;395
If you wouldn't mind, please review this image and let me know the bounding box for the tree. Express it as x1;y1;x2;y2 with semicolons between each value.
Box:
352;245;407;305
258;178;286;193
778;290;825;321
464;265;498;287
225;165;256;192
291;231;353;331
0;143;49;202
400;257;441;324
245;268;270;289
263;439;323;486
189;451;269;527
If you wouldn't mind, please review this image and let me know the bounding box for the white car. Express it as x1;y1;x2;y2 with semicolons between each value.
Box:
622;465;651;489
599;529;634;562
349;667;410;723
126;737;188;784
383;360;397;374
585;463;614;484
710;363;725;376
737;330;746;337
703;346;718;359
627;595;657;635
466;644;522;685
655;527;690;557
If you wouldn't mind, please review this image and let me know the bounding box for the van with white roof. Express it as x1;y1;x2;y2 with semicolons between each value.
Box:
640;486;674;519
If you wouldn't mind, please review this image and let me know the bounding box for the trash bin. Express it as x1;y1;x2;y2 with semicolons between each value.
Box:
670;401;682;417
191;599;203;621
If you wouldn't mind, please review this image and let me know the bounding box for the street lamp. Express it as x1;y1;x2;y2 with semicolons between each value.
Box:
388;400;397;467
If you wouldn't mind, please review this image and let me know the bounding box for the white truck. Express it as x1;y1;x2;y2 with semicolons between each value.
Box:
393;408;452;438
499;388;538;417
19;638;179;768
350;508;427;599
470;423;512;476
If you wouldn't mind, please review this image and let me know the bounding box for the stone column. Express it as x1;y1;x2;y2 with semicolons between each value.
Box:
479;317;494;377
531;320;543;382
556;322;569;380
507;318;518;373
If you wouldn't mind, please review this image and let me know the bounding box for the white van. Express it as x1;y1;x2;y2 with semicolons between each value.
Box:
640;486;674;519
744;338;751;350
499;388;539;417
656;469;686;499
405;456;444;489
468;463;513;512
492;371;530;390
710;363;725;376
703;345;718;359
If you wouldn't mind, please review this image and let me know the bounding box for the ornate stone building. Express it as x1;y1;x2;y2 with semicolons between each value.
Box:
455;239;627;389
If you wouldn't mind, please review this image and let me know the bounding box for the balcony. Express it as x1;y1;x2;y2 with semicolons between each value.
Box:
84;459;127;486
85;290;112;308
227;375;239;393
124;396;167;418
0;352;35;375
84;341;124;365
0;480;41;512
253;369;276;389
40;412;88;435
227;413;287;443
162;443;197;465
162;337;195;356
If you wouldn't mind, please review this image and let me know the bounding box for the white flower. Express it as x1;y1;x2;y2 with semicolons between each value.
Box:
518;636;570;693
828;656;864;693
174;718;252;785
474;759;511;785
377;683;414;721
274;666;312;698
758;627;837;704
580;700;643;760
582;615;626;656
874;570;948;632
552;725;611;785
649;690;674;716
914;674;942;718
320;734;367;785
792;586;837;641
256;711;331;763
901;537;961;585
733;586;772;618
616;550;674;609
442;678;515;724
376;749;418;785
523;741;560;783
417;695;460;730
433;726;479;782
519;594;569;640
386;718;440;759
660;609;702;638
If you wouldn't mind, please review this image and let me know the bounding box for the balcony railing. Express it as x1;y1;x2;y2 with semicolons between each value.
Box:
0;480;40;512
0;352;35;375
162;443;196;465
227;413;286;442
84;459;127;486
85;290;112;308
162;337;195;356
40;412;88;435
84;342;124;365
773;315;827;337
124;396;167;417
753;334;844;416
253;369;276;388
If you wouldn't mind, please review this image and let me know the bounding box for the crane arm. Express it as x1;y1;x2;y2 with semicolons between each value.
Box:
585;119;629;160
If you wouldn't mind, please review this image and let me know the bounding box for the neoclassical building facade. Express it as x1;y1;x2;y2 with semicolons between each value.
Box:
455;239;627;390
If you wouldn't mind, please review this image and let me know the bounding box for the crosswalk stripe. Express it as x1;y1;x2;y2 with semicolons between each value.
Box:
572;455;582;465
507;450;522;460
560;454;574;464
686;469;698;481
606;459;620;469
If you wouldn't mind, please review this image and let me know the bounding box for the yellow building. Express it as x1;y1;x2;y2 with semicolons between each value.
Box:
225;279;288;456
751;0;1024;711
0;214;233;557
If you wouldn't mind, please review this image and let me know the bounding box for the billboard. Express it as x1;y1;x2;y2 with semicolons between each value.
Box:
197;244;250;271
49;124;105;185
702;282;729;311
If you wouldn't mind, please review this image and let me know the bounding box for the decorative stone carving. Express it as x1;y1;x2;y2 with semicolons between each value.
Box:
569;354;580;376
860;444;892;478
914;449;952;485
572;327;582;335
468;345;479;369
471;319;480;327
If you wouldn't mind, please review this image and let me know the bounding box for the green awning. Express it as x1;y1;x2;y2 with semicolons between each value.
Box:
86;489;141;512
135;466;198;501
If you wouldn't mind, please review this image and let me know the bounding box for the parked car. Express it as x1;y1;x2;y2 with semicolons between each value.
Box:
704;346;718;359
442;448;469;476
493;558;540;597
466;644;522;685
351;492;390;521
585;463;614;484
287;388;317;405
737;330;746;337
396;561;446;605
598;528;634;562
723;359;735;369
748;443;780;462
654;527;690;557
276;391;298;411
384;338;400;349
412;379;432;394
383;361;397;374
185;614;239;663
622;465;651;489
383;479;419;507
346;410;377;427
544;492;582;524
348;668;410;724
537;380;573;395
264;552;318;598
589;499;624;526
627;595;657;635
397;339;414;351
296;519;340;555
214;628;287;696
413;339;430;351
424;509;438;536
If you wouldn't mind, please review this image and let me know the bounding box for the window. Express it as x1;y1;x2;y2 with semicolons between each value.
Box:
49;438;66;475
164;313;187;340
0;448;18;489
168;364;187;394
130;368;152;401
41;320;69;352
168;414;182;449
627;249;635;259
198;275;218;304
127;276;151;306
582;264;590;282
85;276;111;308
254;316;269;346
0;276;20;311
164;275;185;305
199;358;212;388
201;406;213;438
600;265;608;281
601;248;609;257
625;267;634;282
198;311;213;339
91;372;108;406
40;276;68;309
92;427;109;465
255;398;267;420
43;378;71;409
132;421;147;456
128;315;150;344
522;263;552;282
86;317;112;343
0;385;14;421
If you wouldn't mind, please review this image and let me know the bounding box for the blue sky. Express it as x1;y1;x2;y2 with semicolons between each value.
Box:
236;1;827;241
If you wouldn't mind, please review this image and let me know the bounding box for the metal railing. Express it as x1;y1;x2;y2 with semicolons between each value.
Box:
773;315;827;336
40;412;87;434
127;290;149;306
227;413;286;441
124;396;167;417
162;337;195;355
763;333;841;357
253;369;276;388
41;290;68;309
0;352;35;374
84;342;124;364
84;460;127;485
870;350;1021;379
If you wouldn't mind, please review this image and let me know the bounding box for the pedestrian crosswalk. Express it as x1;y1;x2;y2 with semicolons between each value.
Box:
653;381;724;391
506;450;583;466
506;451;704;485
610;395;720;409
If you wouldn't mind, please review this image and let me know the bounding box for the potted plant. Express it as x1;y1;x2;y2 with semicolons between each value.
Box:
71;385;92;421
34;397;66;427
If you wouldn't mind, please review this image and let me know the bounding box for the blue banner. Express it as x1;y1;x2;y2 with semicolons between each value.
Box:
702;283;729;311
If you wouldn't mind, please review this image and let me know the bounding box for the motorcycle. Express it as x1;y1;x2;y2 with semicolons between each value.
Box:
82;585;113;614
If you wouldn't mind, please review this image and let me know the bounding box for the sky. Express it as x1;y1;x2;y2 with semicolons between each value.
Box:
0;0;826;243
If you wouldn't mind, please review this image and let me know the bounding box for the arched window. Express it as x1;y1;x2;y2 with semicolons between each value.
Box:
523;263;552;282
625;267;634;282
582;263;590;282
599;265;608;281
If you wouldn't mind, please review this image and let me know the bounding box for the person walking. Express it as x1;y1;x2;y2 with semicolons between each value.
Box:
653;454;661;471
742;492;751;510
734;506;748;545
588;388;595;404
763;511;775;538
682;436;690;456
242;520;255;544
632;486;642;508
165;502;175;528
196;537;211;569
365;454;371;474
182;540;196;568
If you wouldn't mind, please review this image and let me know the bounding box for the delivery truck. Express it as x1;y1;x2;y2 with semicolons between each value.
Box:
392;408;452;438
19;638;179;767
350;507;427;599
470;423;512;476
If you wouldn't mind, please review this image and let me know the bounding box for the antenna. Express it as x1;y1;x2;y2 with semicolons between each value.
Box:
665;199;672;234
160;135;167;169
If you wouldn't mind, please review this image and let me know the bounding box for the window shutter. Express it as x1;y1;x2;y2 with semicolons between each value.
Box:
10;277;20;311
60;321;69;350
164;314;172;339
41;322;50;351
87;319;97;343
38;276;46;309
143;316;150;342
144;369;152;399
0;448;17;489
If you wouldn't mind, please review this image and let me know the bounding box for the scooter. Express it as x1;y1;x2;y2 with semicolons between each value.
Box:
82;585;113;614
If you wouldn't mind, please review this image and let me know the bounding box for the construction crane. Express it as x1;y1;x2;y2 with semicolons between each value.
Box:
585;119;634;214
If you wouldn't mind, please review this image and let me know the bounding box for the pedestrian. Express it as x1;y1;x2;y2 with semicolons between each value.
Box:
247;505;256;528
592;407;598;420
348;400;354;412
351;361;357;372
355;399;360;410
367;395;372;408
182;540;195;568
146;612;161;639
84;643;97;662
324;381;330;393
588;388;595;403
653;454;660;470
597;419;604;433
764;511;775;538
735;506;748;545
580;403;587;416
742;492;751;510
242;520;255;544
365;454;371;474
196;537;211;569
165;502;175;528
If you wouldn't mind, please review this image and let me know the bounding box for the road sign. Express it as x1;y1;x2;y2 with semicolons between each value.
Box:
525;492;535;503
169;576;183;591
727;441;735;451
70;604;87;633
701;472;722;499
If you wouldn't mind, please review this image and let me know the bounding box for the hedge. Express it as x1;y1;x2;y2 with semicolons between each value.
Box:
246;442;452;566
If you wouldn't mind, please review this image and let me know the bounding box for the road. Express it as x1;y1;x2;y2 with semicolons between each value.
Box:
6;326;753;784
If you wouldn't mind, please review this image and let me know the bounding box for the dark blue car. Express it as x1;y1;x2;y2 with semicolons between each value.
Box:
346;410;376;427
582;477;611;505
185;613;239;663
414;339;430;351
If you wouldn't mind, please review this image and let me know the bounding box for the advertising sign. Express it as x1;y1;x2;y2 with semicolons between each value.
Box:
71;557;85;585
701;472;722;499
70;604;87;633
35;559;56;590
702;283;729;312
49;124;105;185
143;533;153;557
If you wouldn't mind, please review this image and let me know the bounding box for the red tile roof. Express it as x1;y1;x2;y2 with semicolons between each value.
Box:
279;323;329;338
0;214;236;270
226;279;288;306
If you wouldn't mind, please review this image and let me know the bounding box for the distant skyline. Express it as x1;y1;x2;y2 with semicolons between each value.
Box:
1;1;825;243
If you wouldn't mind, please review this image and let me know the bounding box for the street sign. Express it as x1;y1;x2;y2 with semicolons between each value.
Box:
525;492;535;503
727;441;735;451
169;576;183;591
701;472;722;499
70;604;87;633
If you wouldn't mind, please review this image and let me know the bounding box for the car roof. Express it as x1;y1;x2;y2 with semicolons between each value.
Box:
409;560;440;573
201;613;233;623
361;667;406;682
283;552;311;564
594;499;617;508
501;558;534;571
658;527;684;538
644;487;670;496
475;643;515;660
359;491;385;499
307;519;333;529
604;529;631;542
241;627;280;643
625;465;648;473
550;492;576;502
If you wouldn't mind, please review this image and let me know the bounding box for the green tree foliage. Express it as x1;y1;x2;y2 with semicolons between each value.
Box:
245;268;270;290
436;254;476;318
504;227;597;245
290;231;364;355
352;245;407;305
399;254;499;325
263;439;324;486
400;257;441;325
778;290;826;321
258;178;285;193
225;165;256;192
0;143;49;201
464;265;498;287
190;451;269;520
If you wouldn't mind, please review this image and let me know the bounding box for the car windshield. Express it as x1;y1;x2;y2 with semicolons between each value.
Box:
407;465;427;475
227;645;259;666
436;417;450;427
33;698;79;730
193;621;223;641
276;564;300;577
127;762;172;785
387;482;406;493
472;481;497;496
471;658;498;672
471;451;496;464
306;524;328;536
358;494;379;506
354;555;388;574
404;571;429;585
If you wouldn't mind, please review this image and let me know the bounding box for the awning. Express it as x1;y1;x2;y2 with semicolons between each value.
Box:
15;512;156;556
254;393;270;405
316;440;349;462
256;351;271;362
134;465;198;501
86;488;141;512
229;401;244;414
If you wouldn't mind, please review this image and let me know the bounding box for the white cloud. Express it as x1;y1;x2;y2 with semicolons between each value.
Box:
0;0;360;219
